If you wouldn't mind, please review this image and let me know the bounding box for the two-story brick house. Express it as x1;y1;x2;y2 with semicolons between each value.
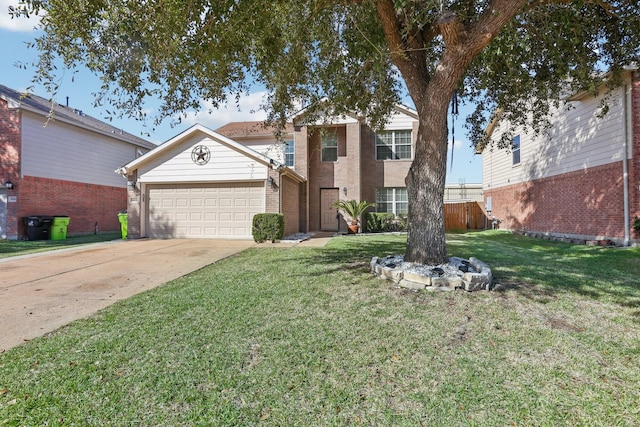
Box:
0;84;155;240
479;69;639;245
117;104;419;238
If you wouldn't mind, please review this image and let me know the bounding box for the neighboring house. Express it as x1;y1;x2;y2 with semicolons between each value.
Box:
117;105;420;239
444;183;483;203
0;84;155;240
479;70;640;245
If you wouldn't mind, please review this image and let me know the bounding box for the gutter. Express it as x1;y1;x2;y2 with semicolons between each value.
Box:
622;66;638;246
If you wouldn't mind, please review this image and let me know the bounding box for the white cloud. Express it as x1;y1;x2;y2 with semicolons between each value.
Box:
449;138;466;149
180;91;269;130
0;0;41;32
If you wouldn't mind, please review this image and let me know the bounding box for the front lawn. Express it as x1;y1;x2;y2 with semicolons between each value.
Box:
1;231;639;425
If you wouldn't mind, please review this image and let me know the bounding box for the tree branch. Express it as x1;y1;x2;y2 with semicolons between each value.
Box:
374;0;430;98
465;0;529;57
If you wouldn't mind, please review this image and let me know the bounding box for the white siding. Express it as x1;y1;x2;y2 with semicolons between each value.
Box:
384;110;418;131
483;86;627;190
138;133;269;183
20;111;141;187
238;137;286;164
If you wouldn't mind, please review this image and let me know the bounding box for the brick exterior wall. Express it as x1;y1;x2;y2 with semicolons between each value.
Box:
0;98;20;181
296;120;416;231
265;169;280;214
281;175;301;236
1;98;21;238
2;96;131;240
631;72;640;238
484;162;627;240
484;72;640;244
15;176;126;238
125;173;142;239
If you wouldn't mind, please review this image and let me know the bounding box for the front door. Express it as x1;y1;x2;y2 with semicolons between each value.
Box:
320;188;339;231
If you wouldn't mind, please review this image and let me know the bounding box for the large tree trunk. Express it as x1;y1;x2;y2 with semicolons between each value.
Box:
405;86;452;265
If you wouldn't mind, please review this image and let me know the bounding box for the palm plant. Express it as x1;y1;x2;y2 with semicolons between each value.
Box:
331;199;375;232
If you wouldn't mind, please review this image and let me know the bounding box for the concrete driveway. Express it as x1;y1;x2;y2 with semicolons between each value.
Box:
0;239;254;352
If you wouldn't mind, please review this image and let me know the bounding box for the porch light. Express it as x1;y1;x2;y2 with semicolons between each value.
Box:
4;180;14;190
343;187;347;196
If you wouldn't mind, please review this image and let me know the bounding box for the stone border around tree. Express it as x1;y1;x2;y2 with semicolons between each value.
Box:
370;256;493;292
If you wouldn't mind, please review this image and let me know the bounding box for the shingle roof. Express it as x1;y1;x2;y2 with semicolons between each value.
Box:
215;120;293;138
0;84;155;149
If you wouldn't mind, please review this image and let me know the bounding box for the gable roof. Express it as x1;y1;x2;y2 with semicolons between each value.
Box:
118;123;305;182
291;101;419;125
216;121;294;138
0;84;155;149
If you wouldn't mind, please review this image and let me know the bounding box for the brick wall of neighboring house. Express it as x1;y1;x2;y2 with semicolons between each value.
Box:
484;161;626;240
1;99;21;238
0;98;21;181
281;175;301;236
17;176;127;238
631;72;640;234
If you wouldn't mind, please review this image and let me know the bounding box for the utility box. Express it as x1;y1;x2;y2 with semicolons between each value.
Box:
51;216;70;240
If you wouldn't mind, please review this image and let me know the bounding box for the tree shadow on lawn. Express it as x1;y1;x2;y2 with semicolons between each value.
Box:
277;232;640;311
446;231;640;309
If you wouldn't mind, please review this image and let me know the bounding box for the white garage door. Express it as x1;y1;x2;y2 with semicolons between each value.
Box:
147;182;265;239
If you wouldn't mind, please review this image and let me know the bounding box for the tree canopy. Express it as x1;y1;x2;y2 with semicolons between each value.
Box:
12;0;640;263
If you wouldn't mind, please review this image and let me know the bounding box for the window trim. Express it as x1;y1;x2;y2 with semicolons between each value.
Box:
375;129;412;161
321;133;338;162
512;134;521;166
284;140;294;167
375;187;408;216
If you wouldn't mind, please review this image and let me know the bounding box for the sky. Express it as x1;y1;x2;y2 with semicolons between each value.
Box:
0;1;482;184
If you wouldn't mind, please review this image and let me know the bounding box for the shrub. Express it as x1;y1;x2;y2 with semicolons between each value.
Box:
252;213;284;243
365;212;408;233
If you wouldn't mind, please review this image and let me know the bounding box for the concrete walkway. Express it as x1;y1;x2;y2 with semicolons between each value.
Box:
0;239;254;351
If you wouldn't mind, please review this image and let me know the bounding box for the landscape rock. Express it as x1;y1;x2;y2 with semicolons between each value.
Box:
371;255;492;292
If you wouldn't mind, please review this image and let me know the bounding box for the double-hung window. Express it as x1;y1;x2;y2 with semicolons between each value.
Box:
376;130;412;160
284;140;294;167
321;133;338;162
375;188;408;216
512;135;521;165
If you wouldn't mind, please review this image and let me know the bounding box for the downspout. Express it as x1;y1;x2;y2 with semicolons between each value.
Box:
622;66;637;246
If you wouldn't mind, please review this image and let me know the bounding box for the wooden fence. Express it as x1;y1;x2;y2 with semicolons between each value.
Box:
444;201;487;230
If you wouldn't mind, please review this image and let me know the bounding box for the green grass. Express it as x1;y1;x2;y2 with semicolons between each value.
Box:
0;232;121;259
1;231;639;425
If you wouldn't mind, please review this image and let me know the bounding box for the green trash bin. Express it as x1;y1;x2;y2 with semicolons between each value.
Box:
118;211;128;239
50;216;69;240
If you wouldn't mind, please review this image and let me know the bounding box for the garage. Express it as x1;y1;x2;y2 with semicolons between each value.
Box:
147;182;265;239
117;124;304;240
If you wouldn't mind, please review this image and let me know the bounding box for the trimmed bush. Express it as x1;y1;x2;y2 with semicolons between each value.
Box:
366;212;408;233
252;213;284;243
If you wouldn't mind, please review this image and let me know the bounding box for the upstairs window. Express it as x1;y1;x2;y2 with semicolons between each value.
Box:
284;140;294;167
376;130;412;160
321;133;338;162
512;135;521;165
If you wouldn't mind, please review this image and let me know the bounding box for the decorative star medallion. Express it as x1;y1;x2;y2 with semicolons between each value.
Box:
191;145;211;165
